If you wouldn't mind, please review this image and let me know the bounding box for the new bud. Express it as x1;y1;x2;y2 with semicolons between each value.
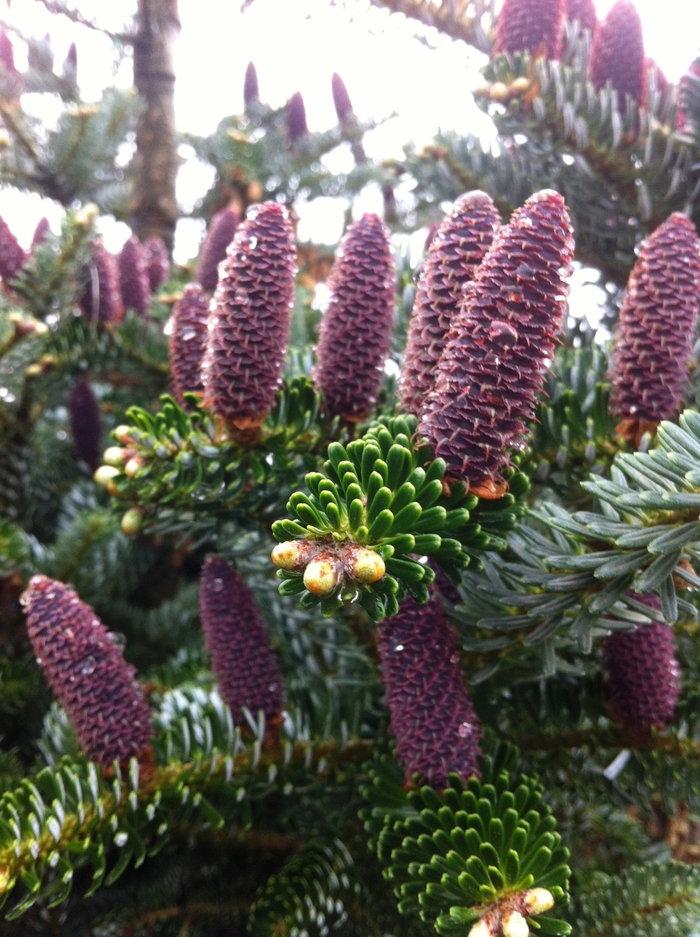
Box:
103;446;128;467
349;547;385;583
94;465;120;488
271;540;318;571
502;911;529;937
121;508;143;536
522;889;555;914
468;920;493;937
303;556;342;596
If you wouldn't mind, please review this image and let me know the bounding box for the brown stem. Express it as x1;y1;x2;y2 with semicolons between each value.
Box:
131;0;180;251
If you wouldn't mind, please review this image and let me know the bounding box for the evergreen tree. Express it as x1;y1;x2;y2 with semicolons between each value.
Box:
1;2;700;935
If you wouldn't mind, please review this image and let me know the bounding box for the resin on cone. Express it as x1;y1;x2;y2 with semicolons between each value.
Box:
609;213;700;442
420;190;574;496
564;0;596;33
68;378;102;472
244;61;259;110
399;191;500;417
377;591;481;787
202;202;296;432
494;0;565;58
81;240;123;324
589;0;646;106
143;236;170;293
196;205;240;293
117;234;150;317
22;575;153;766
603;594;680;731
170;282;210;405
0;215;26;284
314;213;394;421
199;556;284;727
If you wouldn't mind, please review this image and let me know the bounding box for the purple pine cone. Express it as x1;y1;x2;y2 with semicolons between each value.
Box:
80;240;123;324
31;217;51;249
287;91;308;144
0;215;26;284
314;213;395;421
377;592;481;788
68;378;102;472
117;234;150;317
244;61;259;109
399;191;500;417
199;556;284;727
170;282;210;405
23;575;153;767
143;236;170;293
495;0;566;58
603;594;681;731
332;72;354;123
202;202;296;431
590;0;646;106
420;190;574;497
609;213;700;442
196;205;240;293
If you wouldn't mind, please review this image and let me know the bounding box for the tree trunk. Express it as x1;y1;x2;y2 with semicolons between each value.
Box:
131;0;180;251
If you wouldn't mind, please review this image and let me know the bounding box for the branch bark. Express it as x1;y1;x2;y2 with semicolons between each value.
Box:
131;0;180;251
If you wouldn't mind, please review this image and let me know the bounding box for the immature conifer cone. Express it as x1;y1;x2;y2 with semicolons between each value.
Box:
564;0;596;33
589;0;646;106
603;594;680;731
31;217;50;249
331;72;354;122
399;191;500;417
117;235;150;316
420;190;574;495
676;61;700;133
202;202;296;430
0;215;26;284
68;378;102;472
0;29;15;72
199;556;284;726
314;213;394;421
244;61;259;110
377;592;481;787
62;41;77;85
80;240;123;324
609;213;700;437
22;575;153;766
143;235;170;293
494;0;565;58
287;91;309;144
196;205;240;293
170;283;210;404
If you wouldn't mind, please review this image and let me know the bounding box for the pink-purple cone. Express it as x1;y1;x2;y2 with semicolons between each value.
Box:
143;235;170;293
244;61;259;110
0;215;26;284
170;282;210;405
377;591;481;788
31;217;51;249
286;91;308;144
196;205;240;293
22;575;153;767
589;0;646;106
117;235;150;317
199;556;284;727
68;378;102;472
80;240;123;324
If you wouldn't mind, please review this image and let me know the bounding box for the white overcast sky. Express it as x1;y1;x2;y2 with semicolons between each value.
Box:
1;0;699;261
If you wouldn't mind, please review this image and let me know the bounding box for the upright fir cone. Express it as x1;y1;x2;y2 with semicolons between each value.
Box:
80;240;123;324
420;190;574;497
117;235;150;317
143;236;170;293
564;0;596;32
377;591;481;787
196;205;240;293
68;378;102;472
202;202;296;432
399;191;500;417
31;217;50;249
0;29;15;72
199;556;284;728
243;61;259;110
676;61;700;133
62;41;77;85
609;213;700;443
494;0;565;58
22;575;153;767
286;91;309;145
314;214;395;421
331;72;353;123
169;282;210;405
589;0;646;106
0;215;26;285
603;594;680;731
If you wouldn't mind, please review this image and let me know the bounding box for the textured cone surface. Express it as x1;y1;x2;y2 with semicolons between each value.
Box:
314;213;394;421
68;378;102;472
199;556;284;726
243;61;259;108
202;202;296;429
286;91;308;143
494;0;565;57
565;0;596;32
196;205;240;293
117;235;150;317
609;213;700;426
332;72;353;122
603;594;680;730
170;282;210;404
31;217;50;249
23;576;153;766
377;592;481;787
0;215;26;283
399;191;500;417
80;240;123;324
589;0;646;105
143;236;170;293
420;190;574;489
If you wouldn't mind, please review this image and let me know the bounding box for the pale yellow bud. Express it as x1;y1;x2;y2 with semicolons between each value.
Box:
349;547;386;583
103;446;127;467
271;540;319;571
522;889;554;915
490;82;509;101
94;465;120;488
511;77;531;95
121;508;143;536
303;556;342;596
113;425;133;444
468;920;493;937
124;457;144;478
502;911;529;937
